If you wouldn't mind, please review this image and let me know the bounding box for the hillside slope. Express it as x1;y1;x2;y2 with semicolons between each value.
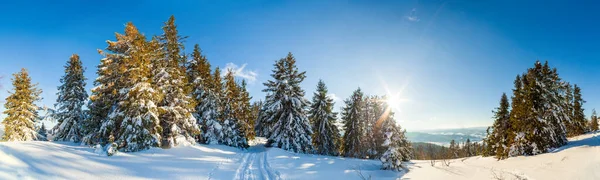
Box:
403;131;600;180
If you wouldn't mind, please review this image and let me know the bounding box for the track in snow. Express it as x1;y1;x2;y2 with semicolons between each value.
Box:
234;140;281;180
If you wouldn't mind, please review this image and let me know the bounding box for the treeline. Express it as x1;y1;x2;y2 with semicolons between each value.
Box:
412;139;485;161
484;61;599;160
1;15;412;171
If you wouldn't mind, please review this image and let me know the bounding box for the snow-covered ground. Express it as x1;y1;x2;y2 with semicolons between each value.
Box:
1;132;599;180
0;138;400;180
404;131;600;180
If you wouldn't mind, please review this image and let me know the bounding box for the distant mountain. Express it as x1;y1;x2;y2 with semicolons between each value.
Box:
406;127;488;146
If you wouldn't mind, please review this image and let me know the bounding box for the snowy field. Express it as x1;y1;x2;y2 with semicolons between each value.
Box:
1;133;599;180
404;131;600;180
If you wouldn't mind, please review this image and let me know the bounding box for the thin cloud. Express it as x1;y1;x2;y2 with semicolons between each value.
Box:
222;63;258;83
405;8;420;22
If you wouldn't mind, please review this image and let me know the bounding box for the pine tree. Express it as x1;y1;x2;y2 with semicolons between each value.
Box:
51;54;88;142
568;84;586;136
85;24;134;146
38;123;47;141
590;109;599;132
2;68;42;141
508;61;569;156
220;71;249;148
108;23;163;152
380;112;411;171
486;93;511;159
251;101;264;135
309;80;340;156
238;80;255;140
187;44;214;142
84;47;122;145
261;53;314;153
155;15;199;148
342;88;364;158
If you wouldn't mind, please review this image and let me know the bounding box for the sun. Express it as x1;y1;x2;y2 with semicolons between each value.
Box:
385;92;407;114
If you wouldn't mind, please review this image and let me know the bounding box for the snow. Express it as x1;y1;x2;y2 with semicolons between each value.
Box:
403;131;600;180
1;133;599;179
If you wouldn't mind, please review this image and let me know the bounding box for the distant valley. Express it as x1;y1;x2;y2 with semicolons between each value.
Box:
406;127;487;146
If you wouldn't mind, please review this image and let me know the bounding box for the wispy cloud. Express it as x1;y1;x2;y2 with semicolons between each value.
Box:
405;8;420;22
222;63;258;83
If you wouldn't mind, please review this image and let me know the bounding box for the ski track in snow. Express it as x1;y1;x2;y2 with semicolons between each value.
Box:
234;140;281;180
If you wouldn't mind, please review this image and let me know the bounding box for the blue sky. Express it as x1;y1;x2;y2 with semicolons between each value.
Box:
1;0;600;131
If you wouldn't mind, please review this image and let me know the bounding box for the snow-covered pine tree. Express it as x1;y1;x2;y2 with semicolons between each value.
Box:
380;112;411;171
252;101;265;136
509;61;569;156
309;80;341;156
38;123;48;141
568;84;586;136
187;44;213;142
85;26;133;146
361;96;376;159
220;71;249;148
486;93;511;159
51;54;88;142
373;97;389;158
109;23;163;152
2;68;42;141
261;53;314;153
590;109;599;132
342;88;365;158
155;16;199;148
238;80;255;140
195;67;225;144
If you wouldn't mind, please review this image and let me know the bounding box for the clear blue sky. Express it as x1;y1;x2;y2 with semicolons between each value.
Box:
1;0;600;131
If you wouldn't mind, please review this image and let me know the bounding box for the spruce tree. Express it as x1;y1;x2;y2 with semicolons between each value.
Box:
569;84;586;136
509;61;569;156
187;44;214;142
487;93;511;159
261;53;314;153
108;23;163;152
342;88;364;158
52;54;88;142
380;111;411;171
155;15;199;148
38;123;47;141
84;41;125;145
238;80;255;140
590;109;599;132
2;68;42;141
220;71;249;148
309;80;340;156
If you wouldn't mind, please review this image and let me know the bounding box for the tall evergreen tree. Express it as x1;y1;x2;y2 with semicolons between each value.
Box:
238;80;255;140
2;68;42;141
38;123;47;141
342;88;364;158
108;23;163;152
187;44;214;142
155;15;199;148
309;80;340;156
260;53;314;153
568;84;586;136
84;38;126;145
590;109;599;132
509;61;569;156
380;110;411;171
51;54;88;142
486;93;511;159
220;71;249;148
